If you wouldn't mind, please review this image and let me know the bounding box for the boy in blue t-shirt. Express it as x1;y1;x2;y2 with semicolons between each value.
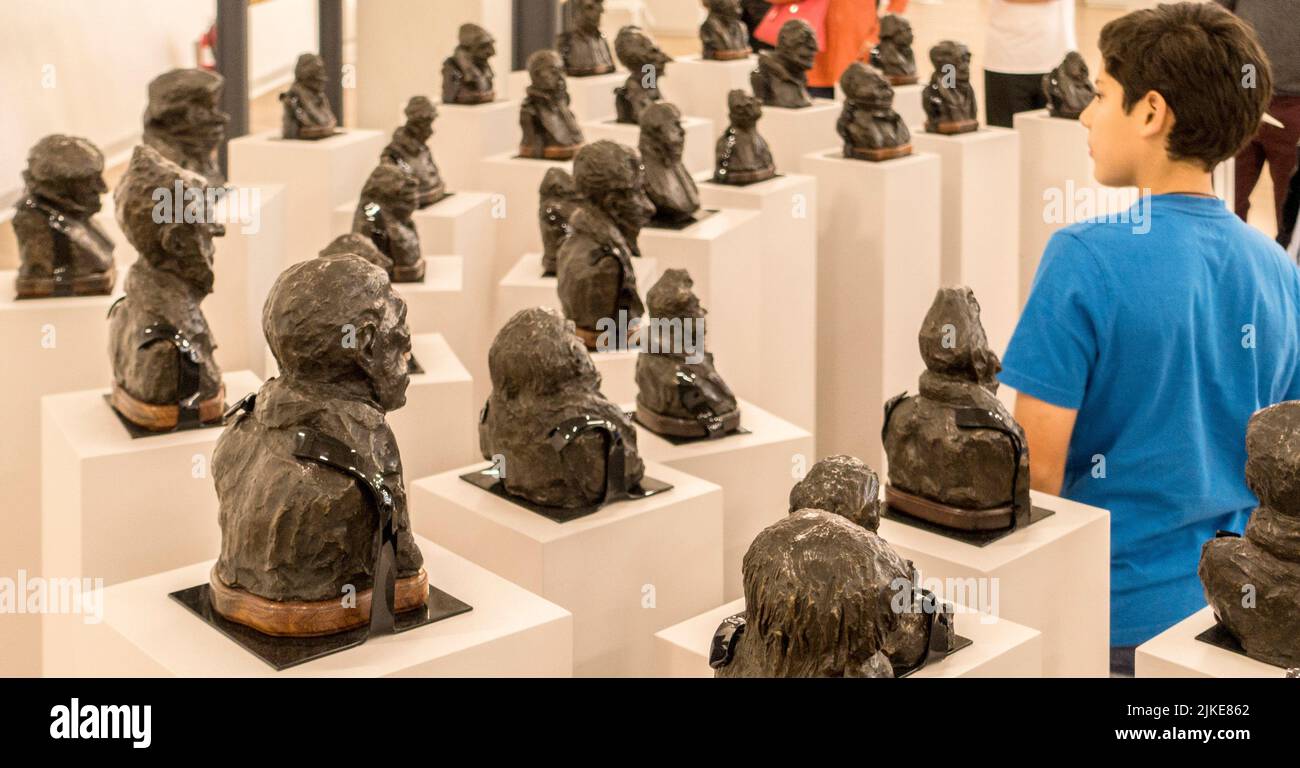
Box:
1000;2;1300;674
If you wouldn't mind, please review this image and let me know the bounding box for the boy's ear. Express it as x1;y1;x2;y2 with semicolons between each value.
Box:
1137;89;1172;139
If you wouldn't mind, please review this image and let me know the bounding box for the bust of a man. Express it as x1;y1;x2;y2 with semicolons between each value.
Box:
352;163;424;283
109;145;226;431
478;306;645;510
13;135;116;299
442;23;496;105
922;41;979;134
142;68;229;185
837;63;912;161
751;20;818;109
556;141;654;349
614;26;671;125
713;89;775;185
211;252;426;636
519;49;585;160
789;455;882;532
382;96;448;208
280;53;337;139
700;0;750;61
539;168;582;276
870;14;917;85
639;102;700;224
319;232;393;273
1043;51;1097;120
557;0;615;76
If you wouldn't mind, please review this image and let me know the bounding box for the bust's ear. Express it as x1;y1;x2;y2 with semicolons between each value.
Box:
355;323;378;367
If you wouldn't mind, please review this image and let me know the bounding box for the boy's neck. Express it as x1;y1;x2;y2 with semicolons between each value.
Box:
1133;156;1216;198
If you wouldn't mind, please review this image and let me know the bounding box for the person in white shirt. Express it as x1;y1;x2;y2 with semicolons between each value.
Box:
984;0;1078;127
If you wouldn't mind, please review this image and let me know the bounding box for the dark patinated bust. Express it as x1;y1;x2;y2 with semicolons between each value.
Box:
640;102;700;225
1043;51;1097;120
142;68;229;185
883;287;1031;531
13;135;115;299
700;0;751;61
635;269;739;438
280;53;338;140
442;23;497;105
109;145;225;431
352;163;424;283
478;306;645;510
713;90;775;185
922;41;979;134
212;253;425;636
1200;401;1300;668
519;49;585;160
556;141;653;349
615;26;672;125
319;232;393;273
539;168;582;277
557;0;616;76
382;96;448;208
789;455;881;533
838;63;912;161
751;19;818;109
870;14;917;86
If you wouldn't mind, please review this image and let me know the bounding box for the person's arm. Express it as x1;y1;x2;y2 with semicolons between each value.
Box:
1014;392;1078;495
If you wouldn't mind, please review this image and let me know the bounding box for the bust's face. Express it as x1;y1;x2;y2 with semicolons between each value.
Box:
179;92;229;144
368;292;413;411
708;0;741;18
469;36;496;64
785;30;818;71
300;58;327;91
894;26;913;46
848;71;892;106
652;115;685;153
575;0;603;31
934;45;971;84
603;181;655;232
163;218;225;295
533;60;565;92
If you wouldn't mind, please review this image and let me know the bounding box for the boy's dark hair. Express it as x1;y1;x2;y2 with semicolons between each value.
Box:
1099;2;1272;171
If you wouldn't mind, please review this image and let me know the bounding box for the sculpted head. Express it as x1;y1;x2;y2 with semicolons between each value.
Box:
527;49;567;93
930;41;972;84
294;53;327;92
840;63;894;109
638;102;685;160
918;286;1000;387
360;163;419;221
777;19;819;71
727;89;762;128
879;14;912;47
573;140;654;233
705;0;742;18
459;23;496;65
1244;402;1300;517
615;26;670;75
319;232;393;273
144;68;229;148
489;307;599;398
571;0;604;33
23;135;107;217
789;455;882;532
403;95;437;142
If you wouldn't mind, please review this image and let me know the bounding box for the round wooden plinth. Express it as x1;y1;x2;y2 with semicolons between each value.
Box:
706;49;751;61
848;144;913;162
885;485;1013;531
521;143;583;161
15;269;116;299
391;260;427;283
930;119;979;135
208;567;430;637
110;382;226;432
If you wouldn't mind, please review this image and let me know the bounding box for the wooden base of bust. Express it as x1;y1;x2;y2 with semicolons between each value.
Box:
847;144;913;162
109;381;226;432
209;567;430;637
635;403;741;438
705;49;751;61
886;74;919;86
885;484;1013;531
520;143;583;160
714;165;777;185
927;119;979;135
14;269;116;299
391;259;427;283
567;65;615;77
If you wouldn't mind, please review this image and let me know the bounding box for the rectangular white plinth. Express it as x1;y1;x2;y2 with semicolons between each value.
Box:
566;71;627;124
478;152;574;283
910;128;1021;361
581;115;716;176
494;252;659;332
227;129;388;268
208;185;285;377
698;174;816;431
801;150;941;466
437;100;521;190
633;399;814;601
643;0;705;35
763;100;840;176
53;536;571;677
639;209;763;401
1135;607;1290;678
654;598;1043;678
671;55;757;138
409;461;725;676
877;490;1110;677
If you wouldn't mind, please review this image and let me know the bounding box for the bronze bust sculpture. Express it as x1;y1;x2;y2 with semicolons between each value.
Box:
519;50;585;160
280;53;338;140
882;287;1031;531
1043;51;1097;120
442;23;497;105
700;0;751;61
382;96;448;208
352;163;424;283
13;135;116;299
539;168;582;277
557;0;616;76
556;141;653;350
635;269;739;438
1199;401;1300;668
789;455;882;533
142;68;229;186
922;41;979;134
870;14;918;86
639;102;700;225
615;26;672;125
751;19;818;109
713;90;775;185
477;306;645;510
838;63;912;161
109;146;225;432
319;232;393;273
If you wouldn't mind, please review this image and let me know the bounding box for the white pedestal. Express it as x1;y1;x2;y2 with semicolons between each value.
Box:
634;399;814;601
0;270;125;675
639;209;763;401
654;598;1043;678
671;54;757;137
566;71;627;124
1135;607;1291;678
581;115;716;176
51;536;571;677
592;350;639;406
763;100;840;176
698;174;816;431
478;152;574;282
801;150;941;466
409;461;725;676
208;184;286;378
878;490;1110;677
227;129;388;268
494;252;659;332
643;0;705;36
438;100;521;190
911;128;1021;361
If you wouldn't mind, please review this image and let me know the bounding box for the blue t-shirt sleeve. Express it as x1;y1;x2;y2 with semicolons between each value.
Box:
999;230;1110;409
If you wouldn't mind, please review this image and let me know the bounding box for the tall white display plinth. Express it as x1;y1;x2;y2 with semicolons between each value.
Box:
437;100;521;190
478;153;574;282
670;55;756;138
763;100;840;176
1135;607;1292;678
581;115;716;175
567;72;626;124
207;184;286;377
